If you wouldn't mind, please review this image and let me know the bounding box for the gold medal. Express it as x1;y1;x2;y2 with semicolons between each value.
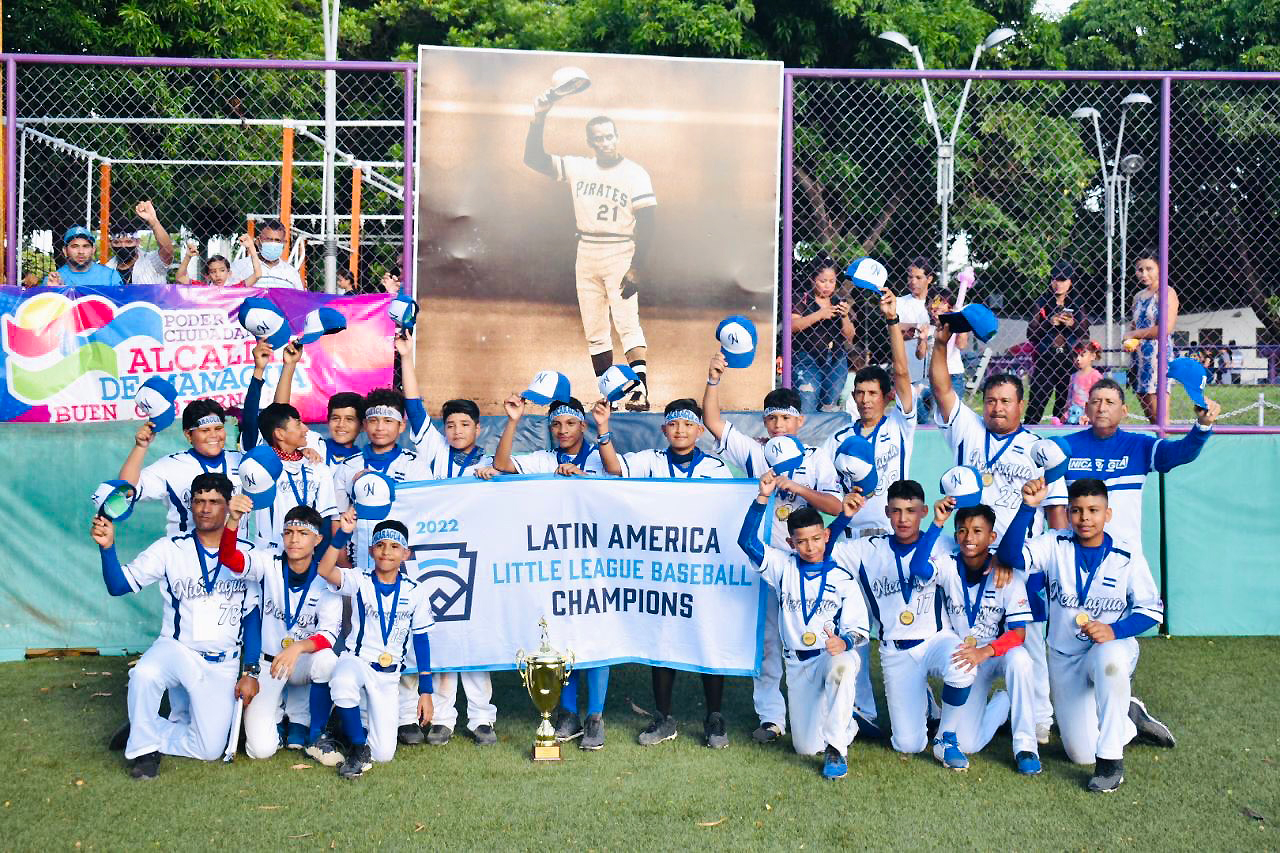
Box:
899;610;915;626
281;636;294;649
377;652;394;667
801;631;817;647
775;504;792;521
963;635;977;647
1075;612;1090;627
982;472;994;487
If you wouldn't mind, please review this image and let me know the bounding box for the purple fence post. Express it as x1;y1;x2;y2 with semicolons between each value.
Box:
780;72;794;387
402;65;416;298
5;58;16;287
1156;76;1172;432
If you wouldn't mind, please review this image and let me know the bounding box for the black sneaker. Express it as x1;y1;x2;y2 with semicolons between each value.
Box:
304;732;346;767
704;712;729;749
580;713;605;750
338;743;373;780
553;709;583;742
108;722;130;751
397;723;425;745
851;710;883;741
426;724;453;746
637;715;678;746
751;722;782;744
1087;756;1125;793
471;724;497;746
624;384;650;412
1129;697;1176;748
127;751;161;780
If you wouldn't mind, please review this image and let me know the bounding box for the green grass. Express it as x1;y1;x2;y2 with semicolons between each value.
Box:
4;638;1278;850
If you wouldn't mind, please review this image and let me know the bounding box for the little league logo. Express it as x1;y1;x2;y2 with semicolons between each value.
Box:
409;543;479;623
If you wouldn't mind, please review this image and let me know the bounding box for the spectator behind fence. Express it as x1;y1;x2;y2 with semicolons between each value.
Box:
231;219;303;290
918;288;969;422
1065;340;1104;424
337;268;396;295
896;257;935;385
790;255;854;412
1024;260;1090;425
1228;341;1244;384
44;226;123;288
106;200;174;285
177;235;262;287
1127;249;1178;424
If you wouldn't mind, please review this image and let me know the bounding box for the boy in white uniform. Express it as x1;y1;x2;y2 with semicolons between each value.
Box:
739;473;870;779
249;403;338;552
998;477;1165;793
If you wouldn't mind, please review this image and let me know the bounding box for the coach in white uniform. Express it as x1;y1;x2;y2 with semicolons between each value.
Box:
525;92;656;411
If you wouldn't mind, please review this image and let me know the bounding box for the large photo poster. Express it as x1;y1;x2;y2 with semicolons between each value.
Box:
416;46;782;413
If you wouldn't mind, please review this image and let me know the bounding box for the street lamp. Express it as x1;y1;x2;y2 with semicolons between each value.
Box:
1071;93;1152;356
880;27;1015;285
1117;153;1145;321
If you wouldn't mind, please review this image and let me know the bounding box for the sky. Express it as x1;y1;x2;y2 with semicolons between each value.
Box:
1033;0;1077;20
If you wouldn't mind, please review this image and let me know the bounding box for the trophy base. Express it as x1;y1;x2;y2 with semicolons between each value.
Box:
532;743;562;762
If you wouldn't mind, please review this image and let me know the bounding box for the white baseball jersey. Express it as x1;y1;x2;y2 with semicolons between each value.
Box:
619;448;732;479
248;456;338;551
553;155;656;242
229;256;304;289
935;554;1033;643
512;443;610;476
822;402;918;533
333;447;433;569
410;420;494;479
329;567;434;669
832;533;951;642
107;249;168;285
938;403;1066;539
716;423;841;546
754;546;869;657
119;533;252;656
306;431;361;467
241;550;343;653
136;449;244;537
1016;531;1163;655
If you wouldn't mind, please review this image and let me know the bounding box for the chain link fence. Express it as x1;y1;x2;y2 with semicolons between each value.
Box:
11;59;411;293
785;72;1280;427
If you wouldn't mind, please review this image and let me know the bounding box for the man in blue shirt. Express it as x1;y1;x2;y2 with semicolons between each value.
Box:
44;226;124;287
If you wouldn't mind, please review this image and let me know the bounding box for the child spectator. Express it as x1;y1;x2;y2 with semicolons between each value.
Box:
1065;341;1103;425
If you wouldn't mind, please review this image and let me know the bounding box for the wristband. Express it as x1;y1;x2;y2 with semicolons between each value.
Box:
988;630;1024;657
242;663;261;677
597;432;613;446
706;378;720;386
330;528;353;551
885;316;899;325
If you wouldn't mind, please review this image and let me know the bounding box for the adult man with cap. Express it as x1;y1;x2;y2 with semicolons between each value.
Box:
1025;261;1091;425
44;226;123;287
105;200;175;285
231;219;304;290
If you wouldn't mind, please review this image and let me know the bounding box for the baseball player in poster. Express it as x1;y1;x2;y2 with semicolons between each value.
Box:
524;67;657;411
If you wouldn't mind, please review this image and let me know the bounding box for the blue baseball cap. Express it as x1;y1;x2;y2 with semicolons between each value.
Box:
63;225;95;245
353;471;396;521
239;445;283;510
92;480;139;522
834;434;878;495
764;435;806;477
1031;437;1071;483
1167;357;1209;409
716;315;757;369
134;376;178;431
296;306;347;346
522;370;572;406
939;303;999;342
598;364;640;403
389;294;418;332
940;465;984;508
237;297;292;349
845;257;888;293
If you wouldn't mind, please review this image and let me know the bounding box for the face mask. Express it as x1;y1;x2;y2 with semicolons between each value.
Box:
114;245;137;263
259;241;284;262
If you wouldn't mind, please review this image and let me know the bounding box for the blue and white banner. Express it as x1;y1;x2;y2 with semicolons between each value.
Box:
392;476;767;676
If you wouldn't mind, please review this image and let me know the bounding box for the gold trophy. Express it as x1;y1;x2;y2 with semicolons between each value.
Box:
516;617;575;762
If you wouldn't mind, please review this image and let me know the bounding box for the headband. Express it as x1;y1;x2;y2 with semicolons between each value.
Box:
193;414;223;428
282;520;320;536
365;405;404;422
549;405;586;422
764;406;801;418
664;409;703;425
372;528;408;547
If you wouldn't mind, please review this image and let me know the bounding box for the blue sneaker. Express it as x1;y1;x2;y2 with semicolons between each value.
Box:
286;722;308;750
932;731;969;771
821;746;848;780
1016;751;1042;775
851;710;883;741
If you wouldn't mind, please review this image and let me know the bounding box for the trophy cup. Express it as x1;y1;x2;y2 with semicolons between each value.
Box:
515;617;575;761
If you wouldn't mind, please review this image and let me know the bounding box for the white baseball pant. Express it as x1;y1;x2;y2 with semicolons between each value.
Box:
784;649;862;757
880;631;977;755
244;649;336;759
1023;621;1055;729
125;637;238;761
1048;639;1139;763
429;672;497;730
951;644;1037;756
754;598;787;732
576;240;646;356
854;639;878;722
329;654;401;763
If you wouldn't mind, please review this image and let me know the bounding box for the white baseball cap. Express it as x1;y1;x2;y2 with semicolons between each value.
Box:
522;370;572;405
296;306;347;346
598;364;640;403
834;434;878;494
134;376;178;431
846;257;888;293
716;315;757;369
389;293;418;332
237;297;292;349
239;445;283;510
764;435;806;476
92;479;138;522
1030;437;1071;483
940;465;984;508
353;470;396;521
550;66;591;96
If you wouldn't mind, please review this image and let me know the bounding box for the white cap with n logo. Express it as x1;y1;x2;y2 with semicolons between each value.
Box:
353;470;396;521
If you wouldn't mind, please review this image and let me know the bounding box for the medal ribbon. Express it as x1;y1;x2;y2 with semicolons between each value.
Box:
193;540;221;595
285;464;310;508
798;559;832;625
556;442;595;470
889;540;915;608
1072;534;1111;612
281;555;317;633
362;445;402;472
982;427;1025;478
448;446;483;479
957;554;992;629
665;447;704;479
374;575;402;649
187;448;227;477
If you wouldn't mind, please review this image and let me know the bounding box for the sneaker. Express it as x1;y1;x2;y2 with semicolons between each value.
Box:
638;715;678;746
751;722;782;744
580;713;605;750
471;724;497;746
1129;697;1176;748
932;731;969;771
338;743;373;780
624;384;650;412
1087;757;1125;793
1035;722;1052;745
127;751;161;780
305;733;346;767
851;710;883;741
1016;751;1042;775
285;722;308;750
704;712;729;749
397;723;425;746
108;722;130;751
426;724;454;746
553;709;583;742
821;745;848;780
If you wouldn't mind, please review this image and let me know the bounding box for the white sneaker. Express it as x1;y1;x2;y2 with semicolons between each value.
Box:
1036;722;1052;745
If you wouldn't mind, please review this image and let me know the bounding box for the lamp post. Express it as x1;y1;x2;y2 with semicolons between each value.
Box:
1118;153;1145;326
880;27;1015;286
1071;93;1152;357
